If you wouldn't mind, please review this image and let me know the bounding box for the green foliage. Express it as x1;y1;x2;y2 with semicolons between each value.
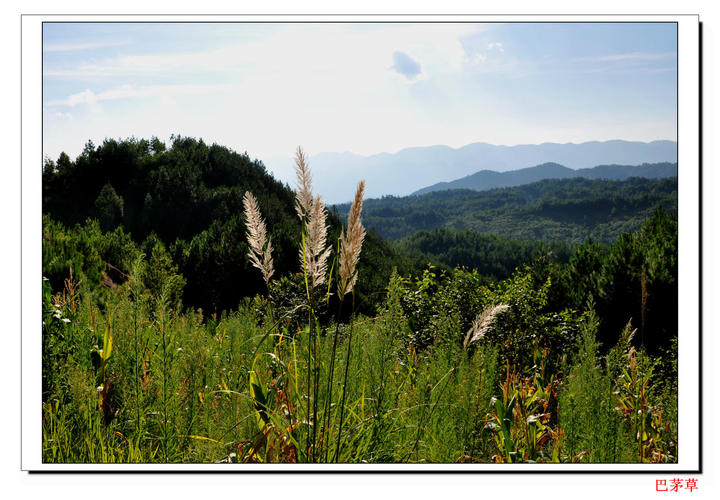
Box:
394;228;574;281
558;313;628;462
336;177;677;244
42;215;140;294
41;248;677;464
94;183;124;231
43;137;411;315
41;137;678;465
566;207;678;352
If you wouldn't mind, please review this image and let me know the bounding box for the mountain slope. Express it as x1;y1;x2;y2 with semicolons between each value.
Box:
334;176;678;244
412;162;677;195
264;140;677;203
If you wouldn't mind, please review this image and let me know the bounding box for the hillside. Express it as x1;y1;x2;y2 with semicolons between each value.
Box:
265;140;677;203
42;136;412;314
335;177;678;243
412;162;677;195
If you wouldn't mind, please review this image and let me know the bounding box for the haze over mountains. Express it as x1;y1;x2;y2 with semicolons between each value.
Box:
412;162;677;195
264;140;677;204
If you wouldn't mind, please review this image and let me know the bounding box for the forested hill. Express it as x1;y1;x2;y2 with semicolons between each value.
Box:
42;136;411;314
335;177;678;244
412;162;677;195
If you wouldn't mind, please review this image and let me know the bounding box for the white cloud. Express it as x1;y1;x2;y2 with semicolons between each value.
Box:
39;23;672;164
467;53;487;65
43;40;129;52
43;24;485;81
48;83;235;108
43;23;499;161
465;39;505;67
576;51;676;63
66;89;96;107
487;41;504;52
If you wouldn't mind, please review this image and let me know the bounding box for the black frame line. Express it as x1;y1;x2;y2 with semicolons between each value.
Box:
26;15;701;474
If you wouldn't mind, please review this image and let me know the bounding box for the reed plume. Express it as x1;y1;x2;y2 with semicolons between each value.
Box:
243;191;274;286
338;180;366;297
300;194;333;287
294;146;313;222
463;304;510;348
293;146;332;288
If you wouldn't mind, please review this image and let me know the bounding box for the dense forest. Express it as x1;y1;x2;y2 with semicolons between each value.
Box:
336;177;677;243
42;137;678;464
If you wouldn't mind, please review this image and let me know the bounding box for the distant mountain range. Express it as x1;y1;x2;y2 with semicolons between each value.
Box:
412;162;678;195
263;140;677;204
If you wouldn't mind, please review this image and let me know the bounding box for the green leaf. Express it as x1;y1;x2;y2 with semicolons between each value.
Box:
102;319;113;361
249;370;269;425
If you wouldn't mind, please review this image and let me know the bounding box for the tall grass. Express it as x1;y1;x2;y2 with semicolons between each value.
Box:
41;272;675;463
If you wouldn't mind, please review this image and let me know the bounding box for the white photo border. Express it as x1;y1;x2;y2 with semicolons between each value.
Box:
21;13;701;472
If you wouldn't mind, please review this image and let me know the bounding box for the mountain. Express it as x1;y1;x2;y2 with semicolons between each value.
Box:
334;176;678;244
412;162;678;195
262;140;677;204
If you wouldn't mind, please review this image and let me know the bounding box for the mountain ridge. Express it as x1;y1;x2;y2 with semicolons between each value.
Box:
264;140;677;204
412;161;678;195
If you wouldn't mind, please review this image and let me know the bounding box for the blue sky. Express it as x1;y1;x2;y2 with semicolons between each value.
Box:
43;22;677;166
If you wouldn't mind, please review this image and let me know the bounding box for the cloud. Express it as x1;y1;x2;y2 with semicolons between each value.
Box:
43;40;129;52
487;42;504;52
43;24;484;84
465;40;505;67
596;51;675;62
574;51;676;63
468;53;488;65
66;89;97;107
390;51;422;80
47;83;234;108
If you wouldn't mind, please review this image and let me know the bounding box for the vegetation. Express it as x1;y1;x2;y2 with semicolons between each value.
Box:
42;137;678;464
395;228;575;279
336;177;677;243
42;136;413;316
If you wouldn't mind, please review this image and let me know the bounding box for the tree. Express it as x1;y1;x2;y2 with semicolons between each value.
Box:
56;152;73;175
95;183;124;231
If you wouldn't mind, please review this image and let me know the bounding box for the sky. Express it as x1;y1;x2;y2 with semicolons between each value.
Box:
42;22;678;170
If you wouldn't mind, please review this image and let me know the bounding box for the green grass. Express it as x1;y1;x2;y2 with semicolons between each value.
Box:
41;263;677;464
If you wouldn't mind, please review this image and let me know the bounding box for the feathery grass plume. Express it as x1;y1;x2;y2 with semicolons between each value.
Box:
294;146;313;222
299;194;333;288
463;304;510;349
293;147;332;288
337;180;366;297
242;191;274;285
